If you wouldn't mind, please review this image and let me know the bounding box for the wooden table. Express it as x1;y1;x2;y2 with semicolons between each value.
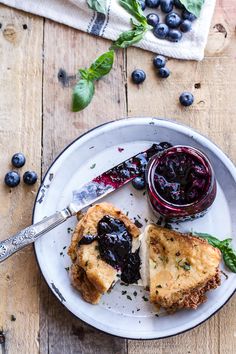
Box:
0;1;235;353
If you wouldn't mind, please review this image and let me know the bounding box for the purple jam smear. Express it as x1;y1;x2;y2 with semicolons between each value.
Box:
92;143;171;189
154;151;210;205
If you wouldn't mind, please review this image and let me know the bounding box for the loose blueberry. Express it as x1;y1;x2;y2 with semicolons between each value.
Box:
159;142;173;149
138;0;146;10
158;67;170;78
146;13;160;27
179;92;194;106
153;55;166;68
145;0;160;8
180;19;192;32
4;171;20;187
160;0;173;13
131;69;146;84
11;153;26;168
173;0;184;9
153;23;169;39
132;176;146;190
23;171;38;185
182;10;197;21
165;12;181;28
168;29;182;42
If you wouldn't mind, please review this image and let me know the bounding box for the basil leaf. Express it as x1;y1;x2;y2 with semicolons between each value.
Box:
79;68;90;80
88;50;114;81
72;79;95;112
119;0;147;24
87;0;107;15
111;23;147;49
194;232;236;273
222;246;236;273
193;232;223;248
179;0;205;18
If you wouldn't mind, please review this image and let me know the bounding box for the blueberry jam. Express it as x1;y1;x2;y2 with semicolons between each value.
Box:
97;215;132;269
146;146;217;220
154;151;210;204
78;215;141;284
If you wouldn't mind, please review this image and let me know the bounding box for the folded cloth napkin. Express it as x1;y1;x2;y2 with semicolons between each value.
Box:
0;0;216;60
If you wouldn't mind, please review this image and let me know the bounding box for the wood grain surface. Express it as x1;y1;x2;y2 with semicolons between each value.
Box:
0;0;235;353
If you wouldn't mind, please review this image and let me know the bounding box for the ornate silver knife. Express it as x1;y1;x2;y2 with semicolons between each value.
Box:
0;144;160;263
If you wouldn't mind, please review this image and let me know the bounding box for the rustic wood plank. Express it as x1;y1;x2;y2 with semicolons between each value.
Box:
0;5;43;354
127;0;236;353
40;19;127;354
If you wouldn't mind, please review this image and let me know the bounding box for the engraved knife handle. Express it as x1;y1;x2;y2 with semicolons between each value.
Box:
0;208;72;263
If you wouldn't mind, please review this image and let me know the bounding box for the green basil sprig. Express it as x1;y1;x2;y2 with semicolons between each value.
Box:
193;232;236;273
119;0;147;24
87;0;107;15
72;50;114;112
179;0;205;18
112;1;151;49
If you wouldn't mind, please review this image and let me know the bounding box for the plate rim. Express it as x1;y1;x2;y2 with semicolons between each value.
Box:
33;116;236;340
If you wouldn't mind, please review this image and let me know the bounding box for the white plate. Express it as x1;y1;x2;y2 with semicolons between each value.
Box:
33;118;236;339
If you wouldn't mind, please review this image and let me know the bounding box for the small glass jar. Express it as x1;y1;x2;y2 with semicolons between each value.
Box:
146;145;217;221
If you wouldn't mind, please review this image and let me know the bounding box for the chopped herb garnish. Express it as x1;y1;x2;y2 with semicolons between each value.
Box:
155;290;159;295
155;314;159;317
133;291;137;296
85;261;89;266
126;211;129;216
143;191;146;196
127;295;132;300
90;163;96;169
142;296;148;302
137;308;140;312
175;251;181;256
65;267;69;271
10;315;16;321
144;218;148;223
63;246;66;250
134;219;143;228
170;237;174;241
137;214;141;219
60;252;63;256
156;285;162;288
122;290;127;295
130;193;133;196
95;245;99;250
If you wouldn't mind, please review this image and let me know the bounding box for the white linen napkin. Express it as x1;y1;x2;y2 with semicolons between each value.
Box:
0;0;216;60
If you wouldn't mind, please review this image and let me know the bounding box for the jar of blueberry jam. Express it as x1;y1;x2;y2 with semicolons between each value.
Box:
146;146;217;221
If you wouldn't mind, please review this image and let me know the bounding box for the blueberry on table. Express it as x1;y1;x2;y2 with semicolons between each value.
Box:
138;0;146;10
153;55;166;68
23;171;38;185
132;176;146;190
179;92;194;106
182;10;197;21
146;13;160;27
4;171;20;187
165;12;181;28
11;152;26;168
173;0;184;9
145;0;160;8
131;69;146;84
153;23;169;39
158;67;170;78
180;19;192;33
160;0;174;13
168;29;182;42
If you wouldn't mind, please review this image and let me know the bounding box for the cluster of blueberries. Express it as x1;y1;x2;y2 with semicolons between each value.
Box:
131;55;194;106
139;0;196;42
4;153;38;187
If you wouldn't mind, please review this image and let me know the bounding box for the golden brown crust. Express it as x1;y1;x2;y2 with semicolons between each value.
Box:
148;225;221;310
68;202;140;304
70;263;102;304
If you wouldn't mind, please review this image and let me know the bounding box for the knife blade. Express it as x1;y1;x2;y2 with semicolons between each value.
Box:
0;143;160;263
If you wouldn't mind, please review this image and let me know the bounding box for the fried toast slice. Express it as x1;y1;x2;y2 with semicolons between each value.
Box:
147;225;221;310
68;202;140;304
